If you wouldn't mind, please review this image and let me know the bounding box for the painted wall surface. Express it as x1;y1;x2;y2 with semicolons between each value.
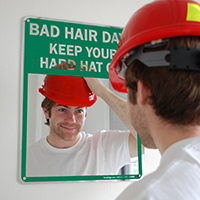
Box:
0;0;165;199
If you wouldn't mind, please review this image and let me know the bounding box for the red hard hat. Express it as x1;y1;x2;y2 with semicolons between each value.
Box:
109;0;200;93
39;75;97;107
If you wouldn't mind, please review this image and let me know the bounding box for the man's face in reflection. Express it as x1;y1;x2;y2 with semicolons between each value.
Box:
43;104;87;148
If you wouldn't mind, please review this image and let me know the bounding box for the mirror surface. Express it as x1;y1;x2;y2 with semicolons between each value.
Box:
24;74;142;180
21;17;143;182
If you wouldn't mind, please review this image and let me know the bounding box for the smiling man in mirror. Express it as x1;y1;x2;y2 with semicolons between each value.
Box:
26;75;138;176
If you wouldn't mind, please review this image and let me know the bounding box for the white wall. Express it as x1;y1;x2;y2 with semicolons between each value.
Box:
0;0;163;199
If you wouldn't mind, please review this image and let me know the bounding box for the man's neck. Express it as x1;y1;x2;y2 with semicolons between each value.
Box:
46;133;81;149
152;120;200;155
144;104;200;154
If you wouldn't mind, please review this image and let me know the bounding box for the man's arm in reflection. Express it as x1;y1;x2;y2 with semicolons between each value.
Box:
84;77;137;158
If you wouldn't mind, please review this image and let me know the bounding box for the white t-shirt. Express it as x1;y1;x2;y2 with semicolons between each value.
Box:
27;130;131;176
116;136;200;200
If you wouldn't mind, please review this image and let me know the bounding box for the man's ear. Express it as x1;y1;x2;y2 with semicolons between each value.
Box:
137;80;152;106
42;107;50;119
85;107;87;118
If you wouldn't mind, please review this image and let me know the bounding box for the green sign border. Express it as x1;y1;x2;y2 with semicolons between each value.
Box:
20;17;143;182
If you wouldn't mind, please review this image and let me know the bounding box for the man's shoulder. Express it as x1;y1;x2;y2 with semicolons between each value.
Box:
80;130;113;140
79;130;108;144
80;130;110;138
80;131;92;139
28;136;46;150
80;129;130;145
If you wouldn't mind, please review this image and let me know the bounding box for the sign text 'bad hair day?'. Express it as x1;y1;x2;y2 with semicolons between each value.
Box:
27;20;122;76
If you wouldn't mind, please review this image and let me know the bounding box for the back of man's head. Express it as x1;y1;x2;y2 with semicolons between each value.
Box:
125;36;200;126
109;0;200;126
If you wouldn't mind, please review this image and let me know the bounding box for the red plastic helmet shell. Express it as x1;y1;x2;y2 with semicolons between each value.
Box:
39;75;97;107
109;0;200;93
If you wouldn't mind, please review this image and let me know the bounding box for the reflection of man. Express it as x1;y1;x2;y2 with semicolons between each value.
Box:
109;0;200;199
27;75;137;176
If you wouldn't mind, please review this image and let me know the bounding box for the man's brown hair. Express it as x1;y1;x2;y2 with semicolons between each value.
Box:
125;36;200;126
41;97;56;126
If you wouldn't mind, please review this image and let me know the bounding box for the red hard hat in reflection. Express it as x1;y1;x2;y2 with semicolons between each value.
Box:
109;0;200;93
39;75;97;107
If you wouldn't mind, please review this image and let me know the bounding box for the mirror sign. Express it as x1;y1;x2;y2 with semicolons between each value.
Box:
21;17;143;182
